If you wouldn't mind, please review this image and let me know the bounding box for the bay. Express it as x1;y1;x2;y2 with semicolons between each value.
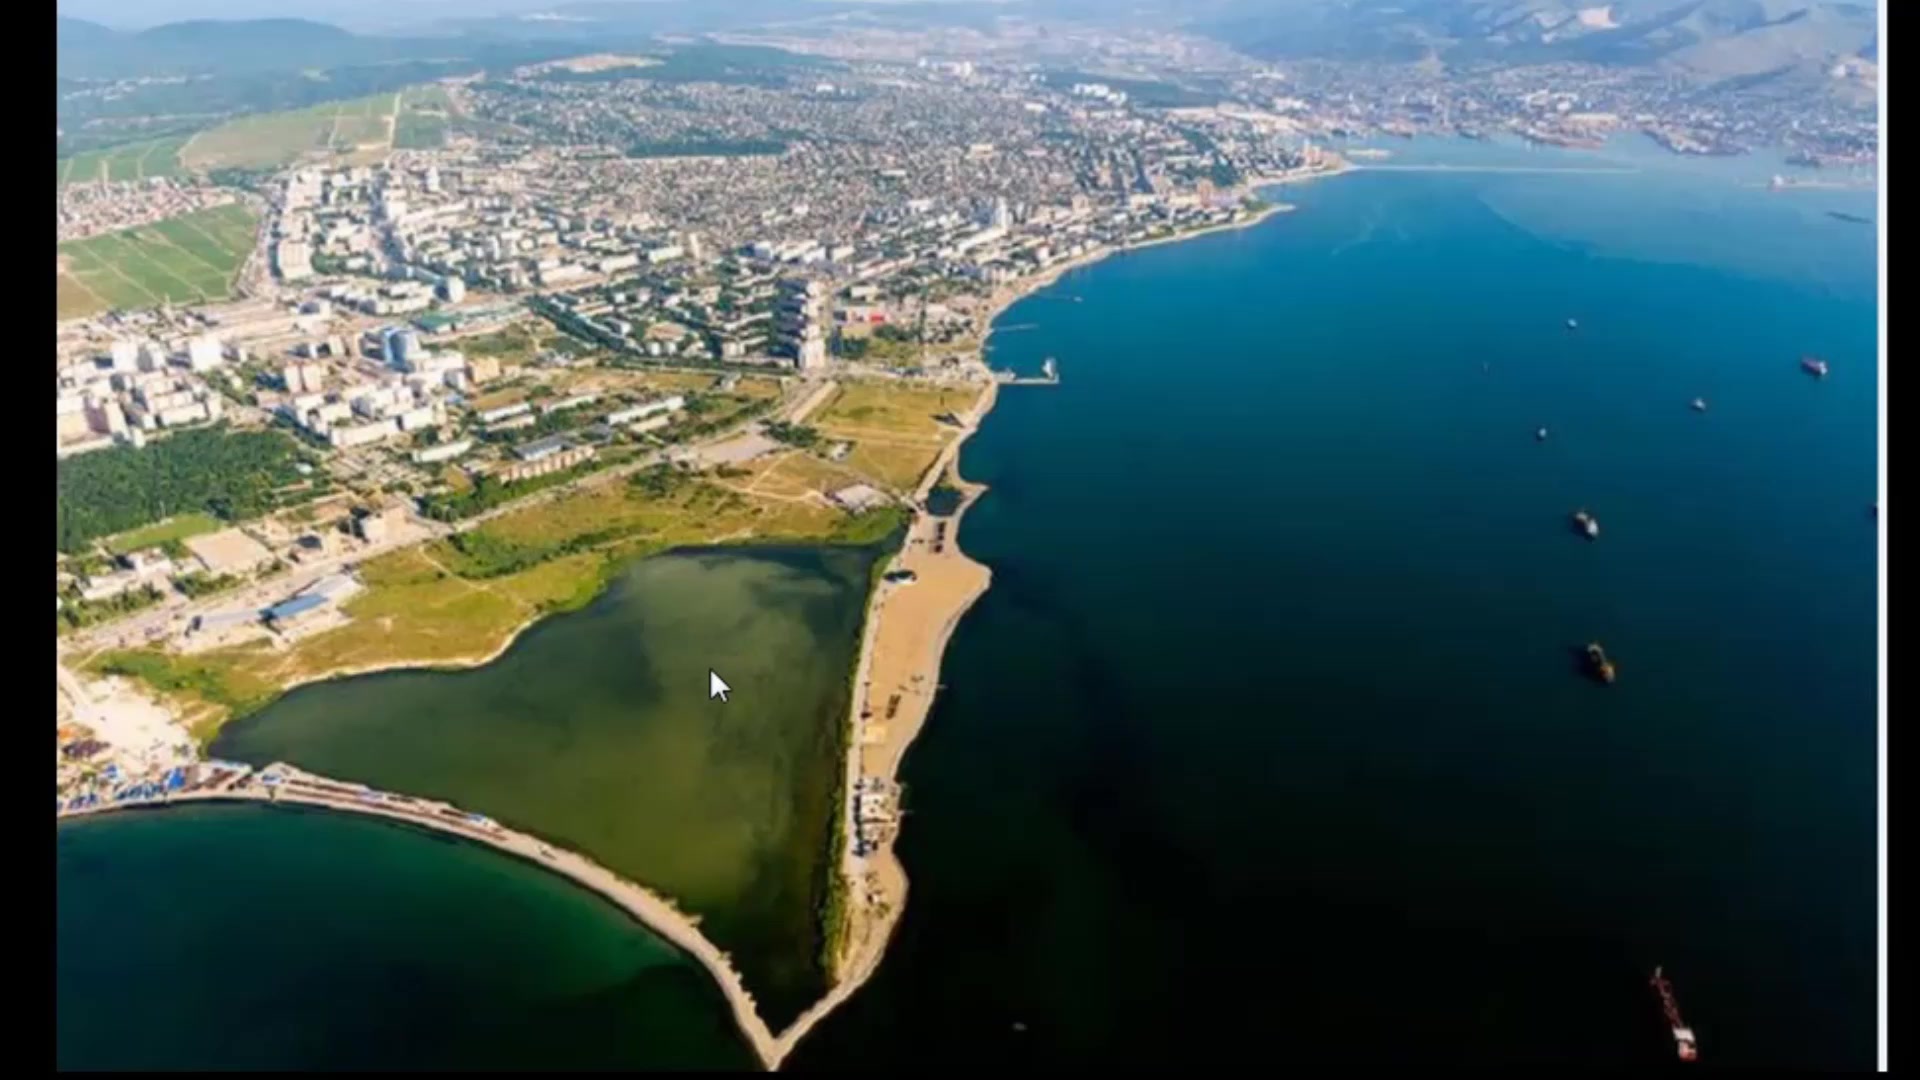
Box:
789;139;1877;1069
56;804;755;1070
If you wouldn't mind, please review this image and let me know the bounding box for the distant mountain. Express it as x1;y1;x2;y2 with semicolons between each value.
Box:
58;17;410;77
431;1;840;41
53;16;120;47
54;14;618;80
1187;1;1879;78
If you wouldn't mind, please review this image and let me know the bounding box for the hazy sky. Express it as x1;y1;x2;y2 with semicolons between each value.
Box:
57;0;989;32
58;0;538;31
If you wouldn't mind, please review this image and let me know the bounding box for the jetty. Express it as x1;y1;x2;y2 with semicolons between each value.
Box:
59;761;793;1070
995;357;1060;385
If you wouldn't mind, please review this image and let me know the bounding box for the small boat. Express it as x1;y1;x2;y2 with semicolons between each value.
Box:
1801;356;1830;378
1585;642;1617;684
1650;966;1698;1062
1691;398;1708;412
1572;509;1600;539
1566;317;1579;330
1536;427;1549;441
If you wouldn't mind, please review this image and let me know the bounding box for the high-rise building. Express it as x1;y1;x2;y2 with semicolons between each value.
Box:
383;328;421;371
990;196;1012;230
440;276;466;303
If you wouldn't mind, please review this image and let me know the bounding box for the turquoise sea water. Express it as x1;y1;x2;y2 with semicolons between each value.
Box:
789;139;1877;1068
56;805;754;1070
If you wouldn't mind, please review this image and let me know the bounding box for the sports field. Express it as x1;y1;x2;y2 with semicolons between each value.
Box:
58;136;190;188
57;203;260;319
181;93;401;170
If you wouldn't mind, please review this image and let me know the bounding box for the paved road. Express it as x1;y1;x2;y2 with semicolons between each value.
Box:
64;378;829;651
61;518;455;657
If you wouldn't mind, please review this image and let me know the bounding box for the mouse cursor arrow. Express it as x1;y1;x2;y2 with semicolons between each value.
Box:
709;670;731;703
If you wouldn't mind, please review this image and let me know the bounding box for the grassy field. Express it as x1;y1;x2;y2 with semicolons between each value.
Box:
181;93;400;171
57;203;260;319
729;451;869;501
450;322;561;365
100;513;223;556
86;463;897;742
809;380;982;493
394;84;453;150
812;381;979;440
58;136;190;188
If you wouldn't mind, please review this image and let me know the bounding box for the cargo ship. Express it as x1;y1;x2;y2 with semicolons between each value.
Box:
1802;356;1830;378
1585;642;1617;684
1650;966;1699;1062
1572;509;1600;540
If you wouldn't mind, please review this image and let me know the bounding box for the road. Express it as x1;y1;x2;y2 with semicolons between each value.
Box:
60;515;456;657
62;376;832;652
1357;164;1641;175
56;662;96;725
458;376;827;529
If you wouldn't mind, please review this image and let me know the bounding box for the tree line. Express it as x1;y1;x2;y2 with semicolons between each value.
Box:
57;426;313;554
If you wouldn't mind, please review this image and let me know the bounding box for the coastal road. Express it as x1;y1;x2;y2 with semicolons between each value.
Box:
1357;164;1641;175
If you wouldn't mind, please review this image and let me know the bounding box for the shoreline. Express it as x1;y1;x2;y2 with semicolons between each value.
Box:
765;379;1000;1068
774;169;1358;1060
59;162;1354;1071
57;768;790;1069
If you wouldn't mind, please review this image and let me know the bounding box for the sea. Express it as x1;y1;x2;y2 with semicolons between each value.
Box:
56;135;1878;1069
56;804;755;1070
788;135;1878;1069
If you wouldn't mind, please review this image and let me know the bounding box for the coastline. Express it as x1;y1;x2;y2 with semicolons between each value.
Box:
773;168;1362;1057
59;159;1355;1071
58;768;789;1069
968;159;1352;337
766;379;1000;1067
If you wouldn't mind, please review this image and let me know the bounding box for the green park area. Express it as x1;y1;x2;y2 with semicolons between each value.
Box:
57;426;316;554
100;513;224;557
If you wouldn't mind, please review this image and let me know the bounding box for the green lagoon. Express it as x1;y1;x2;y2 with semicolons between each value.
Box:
210;544;882;1029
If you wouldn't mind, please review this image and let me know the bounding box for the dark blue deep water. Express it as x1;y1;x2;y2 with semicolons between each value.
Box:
789;139;1878;1069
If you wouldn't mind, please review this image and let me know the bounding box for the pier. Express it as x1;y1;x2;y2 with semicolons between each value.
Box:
995;357;1060;385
